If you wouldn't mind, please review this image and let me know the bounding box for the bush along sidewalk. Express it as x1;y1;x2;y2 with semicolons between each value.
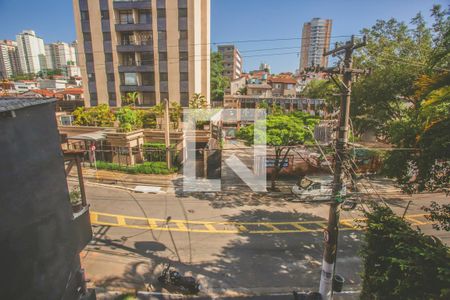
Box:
95;161;177;175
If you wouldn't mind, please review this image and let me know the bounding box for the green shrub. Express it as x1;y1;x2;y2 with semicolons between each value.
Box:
360;204;450;299
95;161;177;174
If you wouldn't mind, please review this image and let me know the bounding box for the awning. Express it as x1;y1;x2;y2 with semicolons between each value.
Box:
67;131;107;141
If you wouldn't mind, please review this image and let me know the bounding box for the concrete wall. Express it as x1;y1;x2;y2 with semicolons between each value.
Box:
0;102;83;300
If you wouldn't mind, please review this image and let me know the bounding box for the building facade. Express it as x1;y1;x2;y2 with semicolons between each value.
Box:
45;42;79;71
217;44;242;81
0;40;22;78
73;0;210;108
299;18;332;72
16;30;47;74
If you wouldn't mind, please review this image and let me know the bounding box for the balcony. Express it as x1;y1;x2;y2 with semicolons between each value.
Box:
115;22;151;31
113;0;151;9
117;41;153;52
120;84;155;92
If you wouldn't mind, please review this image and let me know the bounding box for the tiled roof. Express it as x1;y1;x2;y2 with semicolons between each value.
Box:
269;77;297;84
56;88;83;95
31;89;55;97
0;98;56;112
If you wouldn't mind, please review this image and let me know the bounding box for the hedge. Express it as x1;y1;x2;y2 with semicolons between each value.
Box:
96;161;177;174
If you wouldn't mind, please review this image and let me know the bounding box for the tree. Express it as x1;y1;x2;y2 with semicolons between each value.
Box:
189;93;207;109
170;102;182;129
360;204;450;299
72;104;115;127
237;113;317;189
122;92;139;107
302;79;339;113
115;107;143;132
210;51;230;101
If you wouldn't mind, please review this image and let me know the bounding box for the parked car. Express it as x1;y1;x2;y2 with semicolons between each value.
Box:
292;177;346;201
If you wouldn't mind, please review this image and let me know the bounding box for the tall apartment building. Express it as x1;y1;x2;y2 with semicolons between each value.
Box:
0;40;21;78
299;18;332;72
45;42;78;70
16;30;47;74
73;0;210;108
217;44;242;81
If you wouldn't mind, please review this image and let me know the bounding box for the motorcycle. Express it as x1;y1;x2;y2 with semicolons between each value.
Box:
157;264;200;294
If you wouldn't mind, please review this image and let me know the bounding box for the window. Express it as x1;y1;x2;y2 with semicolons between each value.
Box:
142;92;156;106
122;53;136;66
159;72;168;81
83;32;91;41
107;73;115;82
81;10;89;21
179;30;188;40
158;31;167;40
101;10;109;20
141;72;154;85
180;92;189;107
140;52;153;65
108;92;116;101
160;92;169;101
90;92;97;101
121;32;134;45
179;51;188;61
105;53;113;62
124;73;137;85
137;31;152;45
119;10;133;24
157;8;166;18
86;53;94;63
159;52;167;61
139;10;151;24
180;72;188;81
178;8;187;17
88;73;95;82
103;32;111;41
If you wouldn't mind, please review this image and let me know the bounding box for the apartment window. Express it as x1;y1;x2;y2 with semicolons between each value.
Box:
157;8;166;18
103;32;111;41
140;52;153;65
160;92;169;101
123;73;137;85
178;8;187;18
119;10;133;24
83;32;91;41
122;53;136;66
137;31;152;45
105;53;113;62
179;51;188;61
139;10;151;24
179;30;188;40
158;31;167;40
90;92;97;101
142;92;156;106
180;92;189;107
88;73;95;82
108;92;116;105
159;72;168;81
81;10;89;21
121;32;134;45
180;72;188;81
159;52;167;61
86;53;94;63
101;10;109;20
107;73;115;82
141;72;154;85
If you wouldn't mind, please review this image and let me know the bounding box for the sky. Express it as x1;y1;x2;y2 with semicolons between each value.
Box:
0;0;447;73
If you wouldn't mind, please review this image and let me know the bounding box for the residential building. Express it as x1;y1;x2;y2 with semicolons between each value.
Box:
299;18;332;71
0;98;93;300
229;76;246;95
72;0;210;108
269;76;297;97
16;30;47;74
0;40;22;78
217;44;242;80
38;78;68;90
45;41;79;71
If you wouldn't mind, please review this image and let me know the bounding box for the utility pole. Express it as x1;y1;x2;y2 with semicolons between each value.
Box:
164;98;172;169
317;35;367;299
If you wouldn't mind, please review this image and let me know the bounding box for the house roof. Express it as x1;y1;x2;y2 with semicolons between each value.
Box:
269;77;297;84
56;88;83;95
0;98;56;112
30;89;55;97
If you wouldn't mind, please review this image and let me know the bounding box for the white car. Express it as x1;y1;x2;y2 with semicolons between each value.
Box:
292;177;346;201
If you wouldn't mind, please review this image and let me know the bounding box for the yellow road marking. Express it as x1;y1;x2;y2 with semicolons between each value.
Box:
89;211;433;234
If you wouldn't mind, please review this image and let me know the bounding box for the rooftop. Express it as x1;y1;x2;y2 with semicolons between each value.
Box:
0;98;56;113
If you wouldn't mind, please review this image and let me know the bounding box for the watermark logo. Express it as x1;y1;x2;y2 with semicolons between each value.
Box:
183;108;266;192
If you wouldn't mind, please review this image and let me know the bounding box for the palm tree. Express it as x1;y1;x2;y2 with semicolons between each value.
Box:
122;92;139;107
189;93;207;109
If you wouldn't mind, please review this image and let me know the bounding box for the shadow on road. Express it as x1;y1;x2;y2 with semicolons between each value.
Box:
89;210;362;297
